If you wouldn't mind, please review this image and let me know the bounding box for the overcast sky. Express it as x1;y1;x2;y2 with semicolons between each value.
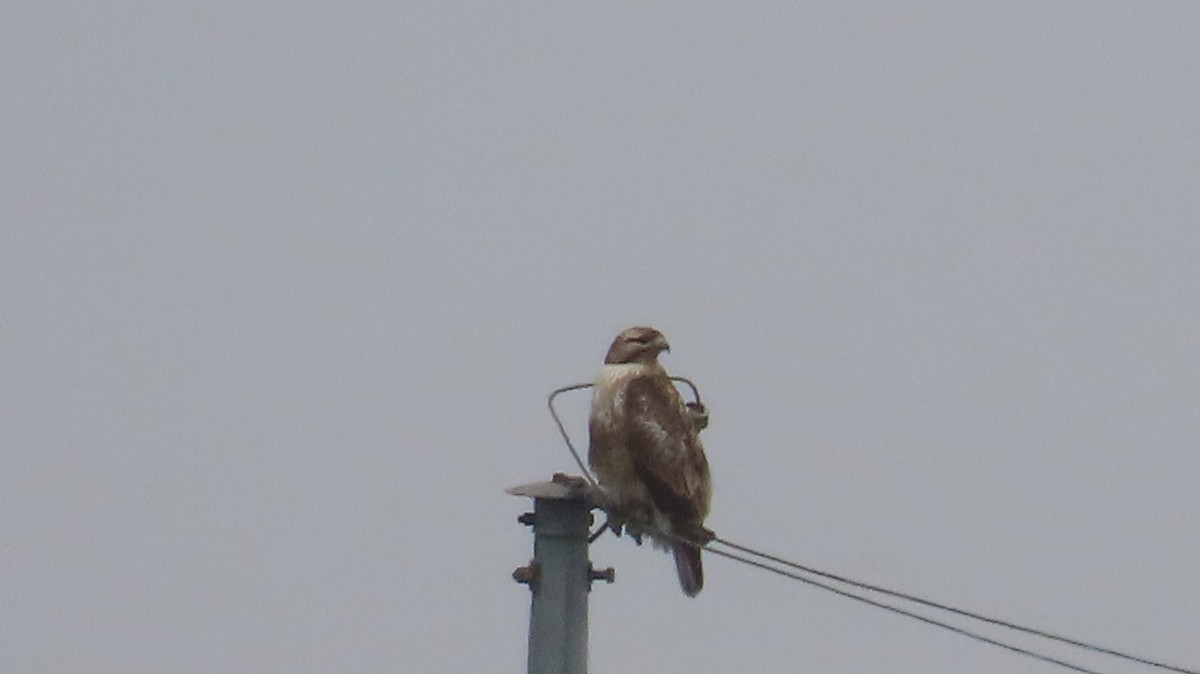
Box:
3;4;1199;673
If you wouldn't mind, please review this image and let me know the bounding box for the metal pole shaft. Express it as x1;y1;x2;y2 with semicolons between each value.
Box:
526;495;590;674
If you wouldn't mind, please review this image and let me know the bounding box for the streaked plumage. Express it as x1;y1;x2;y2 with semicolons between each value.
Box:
588;326;712;597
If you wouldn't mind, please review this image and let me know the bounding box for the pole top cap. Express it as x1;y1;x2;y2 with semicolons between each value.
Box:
506;473;595;501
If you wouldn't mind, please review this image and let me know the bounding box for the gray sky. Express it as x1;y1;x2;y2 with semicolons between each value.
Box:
3;4;1199;673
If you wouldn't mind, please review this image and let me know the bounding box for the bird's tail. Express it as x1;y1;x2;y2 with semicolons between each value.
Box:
672;543;703;597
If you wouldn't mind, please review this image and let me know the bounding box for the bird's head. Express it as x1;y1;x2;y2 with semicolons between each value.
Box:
603;326;671;365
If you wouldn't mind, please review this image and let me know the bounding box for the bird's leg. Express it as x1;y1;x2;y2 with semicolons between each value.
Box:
595;501;629;539
623;508;650;546
602;506;646;545
609;516;626;537
610;514;642;545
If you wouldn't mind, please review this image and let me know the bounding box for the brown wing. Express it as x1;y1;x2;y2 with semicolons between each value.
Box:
622;375;711;527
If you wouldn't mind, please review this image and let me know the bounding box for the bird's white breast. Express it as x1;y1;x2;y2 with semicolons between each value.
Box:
590;363;649;424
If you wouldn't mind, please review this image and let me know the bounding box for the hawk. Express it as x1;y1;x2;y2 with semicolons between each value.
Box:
588;326;713;596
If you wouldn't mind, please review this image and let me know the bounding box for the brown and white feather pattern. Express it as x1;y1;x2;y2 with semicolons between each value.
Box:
588;327;712;597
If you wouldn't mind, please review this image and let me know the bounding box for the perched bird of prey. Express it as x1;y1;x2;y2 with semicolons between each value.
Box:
588;326;713;597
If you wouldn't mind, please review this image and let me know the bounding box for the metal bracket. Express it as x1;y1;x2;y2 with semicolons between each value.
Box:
588;563;615;587
513;559;540;591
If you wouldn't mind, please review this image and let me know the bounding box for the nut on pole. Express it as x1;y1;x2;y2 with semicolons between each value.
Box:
513;560;540;590
588;563;615;585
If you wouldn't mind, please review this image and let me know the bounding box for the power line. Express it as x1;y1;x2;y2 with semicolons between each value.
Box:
682;534;1111;674
708;537;1199;674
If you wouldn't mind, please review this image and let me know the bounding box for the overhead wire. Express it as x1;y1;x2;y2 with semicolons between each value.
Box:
663;530;1112;674
707;536;1199;674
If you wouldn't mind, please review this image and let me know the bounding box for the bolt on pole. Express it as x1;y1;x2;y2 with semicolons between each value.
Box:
509;476;614;674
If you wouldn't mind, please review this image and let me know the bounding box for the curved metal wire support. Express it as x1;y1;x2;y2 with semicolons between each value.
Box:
547;383;599;488
669;376;702;406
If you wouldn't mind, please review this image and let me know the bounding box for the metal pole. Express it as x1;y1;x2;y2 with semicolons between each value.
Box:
510;477;614;674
